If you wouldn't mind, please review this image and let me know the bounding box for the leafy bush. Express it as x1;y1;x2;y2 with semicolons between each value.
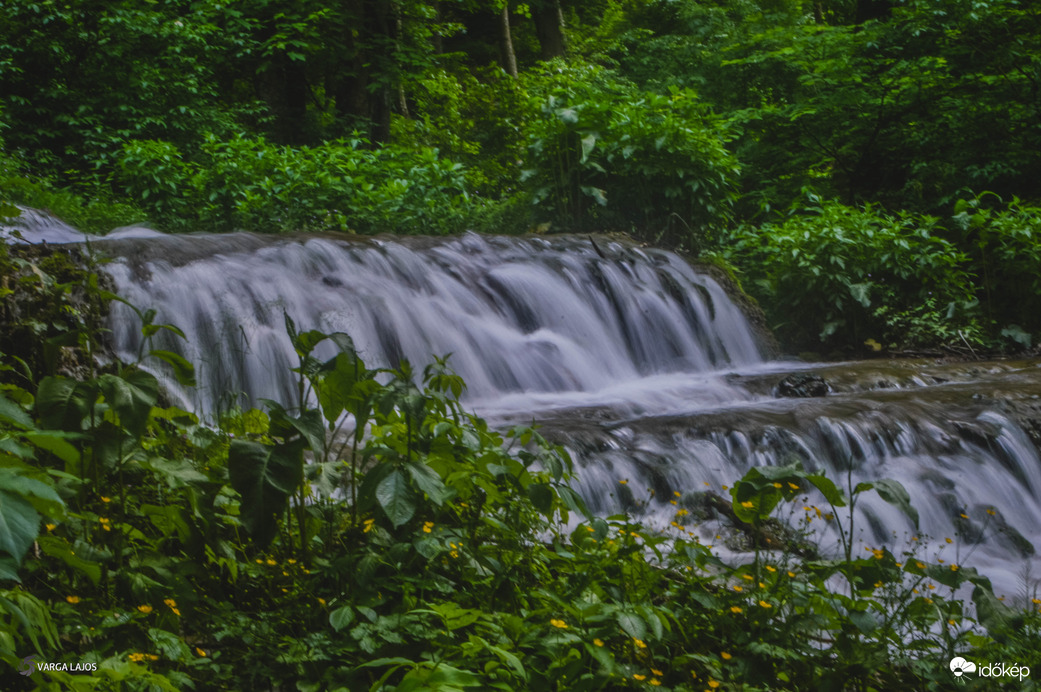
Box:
522;63;739;248
718;199;979;351
116;135;472;235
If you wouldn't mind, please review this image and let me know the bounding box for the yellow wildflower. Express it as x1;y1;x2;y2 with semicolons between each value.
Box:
288;558;297;564
740;501;754;509
137;605;153;614
128;653;145;662
948;619;957;626
709;681;720;689
594;638;604;647
787;571;795;578
765;565;776;572
959;513;968;519
550;619;568;629
721;652;732;660
730;606;742;613
164;598;177;608
733;585;743;592
266;558;276;566
422;521;434;533
673;491;681;497
649;680;661;687
100;496;111;503
363;518;375;533
741;574;753;581
772;482;783;488
45;523;57;532
950;564;959;572
759;600;773;608
450;550;459;558
787;482;799;490
147;654;159;661
633;638;647;649
318;598;326;605
633;674;646;681
652;668;663;676
619;479;628;485
945;537;953;544
66;595;81;604
196;647;207;657
987;508;996;516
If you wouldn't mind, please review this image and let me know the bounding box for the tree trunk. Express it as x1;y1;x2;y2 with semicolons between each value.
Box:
533;0;567;60
499;5;518;78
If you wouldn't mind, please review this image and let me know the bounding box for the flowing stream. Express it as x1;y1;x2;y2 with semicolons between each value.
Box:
7;210;1041;598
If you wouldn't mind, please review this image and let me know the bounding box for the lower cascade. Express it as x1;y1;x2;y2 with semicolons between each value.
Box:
13;213;1041;597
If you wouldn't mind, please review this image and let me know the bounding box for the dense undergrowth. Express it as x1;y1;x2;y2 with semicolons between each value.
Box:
1;240;1039;691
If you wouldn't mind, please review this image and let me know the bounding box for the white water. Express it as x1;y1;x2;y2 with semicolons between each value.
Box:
8;212;1040;599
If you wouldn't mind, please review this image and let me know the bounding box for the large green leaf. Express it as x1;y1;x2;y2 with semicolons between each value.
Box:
148;349;197;387
228;438;305;546
0;490;40;565
868;478;919;530
0;394;32;429
375;469;415;527
98;369;159;439
35;376;93;431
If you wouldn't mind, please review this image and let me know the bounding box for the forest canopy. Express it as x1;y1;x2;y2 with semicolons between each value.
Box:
2;0;1040;349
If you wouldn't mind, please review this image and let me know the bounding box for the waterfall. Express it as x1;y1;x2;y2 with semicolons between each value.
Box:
8;211;1040;597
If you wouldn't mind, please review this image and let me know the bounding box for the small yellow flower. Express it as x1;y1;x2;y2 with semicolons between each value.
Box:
363;518;375;533
708;681;720;689
255;558;264;564
874;581;883;589
739;500;753;509
987;508;996;516
164;598;177;608
787;482;799;490
959;513;968;519
787;571;796;578
100;496;111;503
673;491;681;497
46;523;57;532
423;521;435;533
945;537;953;544
266;558;276;566
772;482;783;488
147;654;159;661
128;653;145;662
288;558;297;564
721;485;728;490
550;618;568;629
925;597;934;603
196;647;207;657
730;606;742;613
733;585;743;592
765;565;776;573
651;668;663;676
318;597;326;605
741;574;753;581
450;550;459;558
721;652;732;660
759;582;766;589
137;605;153;614
927;584;936;590
66;595;81;604
916;561;925;569
1032;598;1041;605
633;638;647;649
633;674;646;681
948;619;957;626
619;479;628;485
593;638;604;647
670;500;678;506
649;680;661;687
950;564;959;572
759;600;772;608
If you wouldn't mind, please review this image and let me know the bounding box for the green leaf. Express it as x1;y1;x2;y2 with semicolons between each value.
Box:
228;438;305;546
23;431;80;464
407;462;451;506
0;490;40;565
149;349;197;387
870;478;919;530
36;377;92;431
330;606;355;631
528;483;554;516
616;610;646;641
0;394;32;429
376;469;415;528
580;134;596;163
98;369;159;439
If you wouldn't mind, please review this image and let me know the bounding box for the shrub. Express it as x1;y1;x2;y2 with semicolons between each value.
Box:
522;63;739;249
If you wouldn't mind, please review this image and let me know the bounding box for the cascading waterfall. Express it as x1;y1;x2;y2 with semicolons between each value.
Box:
8;210;1041;597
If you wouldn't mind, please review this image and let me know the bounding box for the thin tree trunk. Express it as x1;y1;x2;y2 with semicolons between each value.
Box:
533;0;567;60
500;5;518;78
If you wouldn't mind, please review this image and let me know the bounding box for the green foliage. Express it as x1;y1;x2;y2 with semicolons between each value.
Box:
522;63;739;247
116;134;471;234
720;199;981;350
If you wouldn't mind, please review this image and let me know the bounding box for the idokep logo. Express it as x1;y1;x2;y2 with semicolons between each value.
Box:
950;656;1031;682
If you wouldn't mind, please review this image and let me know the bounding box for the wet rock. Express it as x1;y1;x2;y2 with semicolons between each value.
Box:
774;373;830;398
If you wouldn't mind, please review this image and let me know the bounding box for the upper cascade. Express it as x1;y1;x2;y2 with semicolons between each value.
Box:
97;231;764;413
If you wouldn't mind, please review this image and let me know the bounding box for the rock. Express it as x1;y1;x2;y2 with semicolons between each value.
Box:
774;373;830;398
